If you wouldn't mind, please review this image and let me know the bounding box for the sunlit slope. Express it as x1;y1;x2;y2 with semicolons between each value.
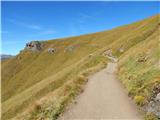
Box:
1;15;159;120
118;25;160;119
118;26;160;96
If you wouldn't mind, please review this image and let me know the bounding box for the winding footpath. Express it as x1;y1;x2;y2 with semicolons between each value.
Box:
59;61;142;120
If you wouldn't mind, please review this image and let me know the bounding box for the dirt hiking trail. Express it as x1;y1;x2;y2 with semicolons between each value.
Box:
59;61;142;120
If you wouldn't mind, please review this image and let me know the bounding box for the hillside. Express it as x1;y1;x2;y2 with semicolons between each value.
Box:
2;14;160;120
118;23;160;119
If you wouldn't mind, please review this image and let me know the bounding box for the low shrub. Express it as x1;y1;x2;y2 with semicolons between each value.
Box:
134;95;145;106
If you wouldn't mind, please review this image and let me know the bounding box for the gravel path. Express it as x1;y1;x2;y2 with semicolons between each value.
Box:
59;62;142;120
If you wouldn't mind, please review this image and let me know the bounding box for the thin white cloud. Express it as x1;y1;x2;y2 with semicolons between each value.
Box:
6;18;57;37
8;19;41;30
38;30;56;35
25;24;41;30
78;13;92;23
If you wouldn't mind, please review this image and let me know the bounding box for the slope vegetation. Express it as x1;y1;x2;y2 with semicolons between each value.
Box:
118;24;160;120
2;14;159;120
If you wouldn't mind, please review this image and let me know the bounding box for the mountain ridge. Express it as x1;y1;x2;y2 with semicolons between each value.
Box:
1;54;14;60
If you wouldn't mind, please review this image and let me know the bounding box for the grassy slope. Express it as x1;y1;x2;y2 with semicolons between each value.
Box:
2;15;159;120
118;25;160;119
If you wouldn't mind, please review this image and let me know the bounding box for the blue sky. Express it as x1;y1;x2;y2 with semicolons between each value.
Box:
1;1;159;55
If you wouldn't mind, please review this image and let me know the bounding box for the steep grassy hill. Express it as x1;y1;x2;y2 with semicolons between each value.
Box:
2;14;159;120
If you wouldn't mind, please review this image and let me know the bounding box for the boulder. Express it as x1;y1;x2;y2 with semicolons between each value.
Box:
103;49;112;57
26;41;43;52
153;84;160;97
155;93;160;101
118;47;124;53
89;54;93;57
136;53;148;63
147;93;160;118
147;100;160;118
65;46;74;52
48;48;56;54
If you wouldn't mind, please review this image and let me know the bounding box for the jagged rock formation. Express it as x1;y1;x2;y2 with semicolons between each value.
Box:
26;41;43;52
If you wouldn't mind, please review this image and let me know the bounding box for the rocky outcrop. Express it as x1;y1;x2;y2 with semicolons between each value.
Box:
153;93;160;102
88;54;93;58
102;49;118;63
117;45;125;53
147;93;160;118
118;47;124;53
103;49;112;57
26;41;43;52
146;84;160;118
65;45;75;52
136;53;148;63
156;93;160;101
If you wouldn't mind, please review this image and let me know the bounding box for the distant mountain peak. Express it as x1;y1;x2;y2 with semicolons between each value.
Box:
1;54;14;60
